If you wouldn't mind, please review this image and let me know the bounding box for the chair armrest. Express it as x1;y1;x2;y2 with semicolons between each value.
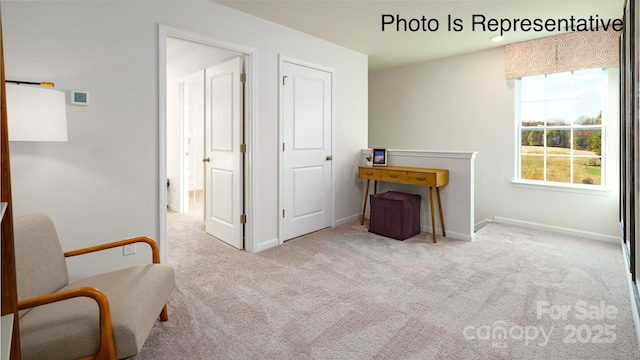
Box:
64;236;160;264
18;287;117;360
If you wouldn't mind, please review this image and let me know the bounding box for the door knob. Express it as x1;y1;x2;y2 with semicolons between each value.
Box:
326;155;333;161
202;157;210;163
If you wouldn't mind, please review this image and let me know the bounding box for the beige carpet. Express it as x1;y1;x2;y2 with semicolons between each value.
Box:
133;211;640;359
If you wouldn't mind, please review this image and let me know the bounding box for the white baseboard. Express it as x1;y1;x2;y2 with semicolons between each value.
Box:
419;225;475;241
474;218;493;232
447;230;475;242
493;216;621;244
167;204;180;213
254;237;279;253
335;213;360;226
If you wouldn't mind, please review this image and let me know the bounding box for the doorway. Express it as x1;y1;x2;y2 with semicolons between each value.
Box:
159;25;257;260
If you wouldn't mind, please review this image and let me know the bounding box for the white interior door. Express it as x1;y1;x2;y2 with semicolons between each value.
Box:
204;57;244;249
282;61;332;241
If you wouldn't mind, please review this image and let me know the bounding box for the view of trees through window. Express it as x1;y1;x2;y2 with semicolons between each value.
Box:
518;68;605;186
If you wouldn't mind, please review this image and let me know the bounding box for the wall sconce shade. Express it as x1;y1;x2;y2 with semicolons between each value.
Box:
6;83;68;141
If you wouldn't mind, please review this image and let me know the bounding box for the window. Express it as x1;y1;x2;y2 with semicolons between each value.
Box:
516;68;606;187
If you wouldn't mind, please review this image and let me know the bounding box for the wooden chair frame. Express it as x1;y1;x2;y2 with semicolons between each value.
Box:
16;236;168;360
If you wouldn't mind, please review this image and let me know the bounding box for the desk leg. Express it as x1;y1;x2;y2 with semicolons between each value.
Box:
436;187;446;237
429;187;437;243
360;179;370;225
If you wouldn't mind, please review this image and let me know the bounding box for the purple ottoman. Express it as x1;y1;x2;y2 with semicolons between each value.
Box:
369;191;421;240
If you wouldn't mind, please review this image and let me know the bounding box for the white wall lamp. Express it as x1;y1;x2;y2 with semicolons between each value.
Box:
5;80;68;142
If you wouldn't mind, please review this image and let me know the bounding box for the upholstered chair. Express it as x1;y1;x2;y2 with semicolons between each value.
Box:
14;213;175;360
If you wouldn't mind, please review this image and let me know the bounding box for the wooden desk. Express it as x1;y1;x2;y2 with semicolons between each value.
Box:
358;166;449;243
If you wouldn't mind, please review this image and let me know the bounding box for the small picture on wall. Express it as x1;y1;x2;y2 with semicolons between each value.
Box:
372;148;387;166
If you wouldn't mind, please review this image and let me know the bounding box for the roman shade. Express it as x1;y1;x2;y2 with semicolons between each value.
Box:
505;29;620;79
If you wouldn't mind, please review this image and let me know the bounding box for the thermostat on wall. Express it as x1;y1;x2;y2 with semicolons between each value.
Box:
70;90;90;105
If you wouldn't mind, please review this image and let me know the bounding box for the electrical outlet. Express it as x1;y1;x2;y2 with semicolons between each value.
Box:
123;244;136;256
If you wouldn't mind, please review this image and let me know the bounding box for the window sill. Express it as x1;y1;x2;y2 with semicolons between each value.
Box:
511;180;613;196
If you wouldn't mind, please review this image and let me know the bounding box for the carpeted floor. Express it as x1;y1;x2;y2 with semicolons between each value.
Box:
133;210;640;359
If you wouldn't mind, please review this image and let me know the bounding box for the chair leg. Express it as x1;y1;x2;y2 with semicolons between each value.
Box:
160;304;169;321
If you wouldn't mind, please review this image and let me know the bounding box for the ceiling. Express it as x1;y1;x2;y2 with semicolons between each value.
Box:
215;0;625;71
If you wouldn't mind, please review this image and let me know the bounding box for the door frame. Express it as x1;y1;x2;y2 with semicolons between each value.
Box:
278;55;336;244
158;24;258;261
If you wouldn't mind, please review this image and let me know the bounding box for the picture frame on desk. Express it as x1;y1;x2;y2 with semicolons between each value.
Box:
372;148;387;166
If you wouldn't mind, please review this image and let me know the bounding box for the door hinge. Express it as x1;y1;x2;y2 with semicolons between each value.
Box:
282;209;285;218
240;144;247;153
240;73;246;83
240;214;247;224
282;143;285;152
283;75;288;86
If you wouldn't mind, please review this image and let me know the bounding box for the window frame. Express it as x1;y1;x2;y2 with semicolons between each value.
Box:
514;68;610;193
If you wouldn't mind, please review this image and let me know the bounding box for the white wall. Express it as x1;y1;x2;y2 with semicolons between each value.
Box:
3;1;368;279
369;47;620;239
